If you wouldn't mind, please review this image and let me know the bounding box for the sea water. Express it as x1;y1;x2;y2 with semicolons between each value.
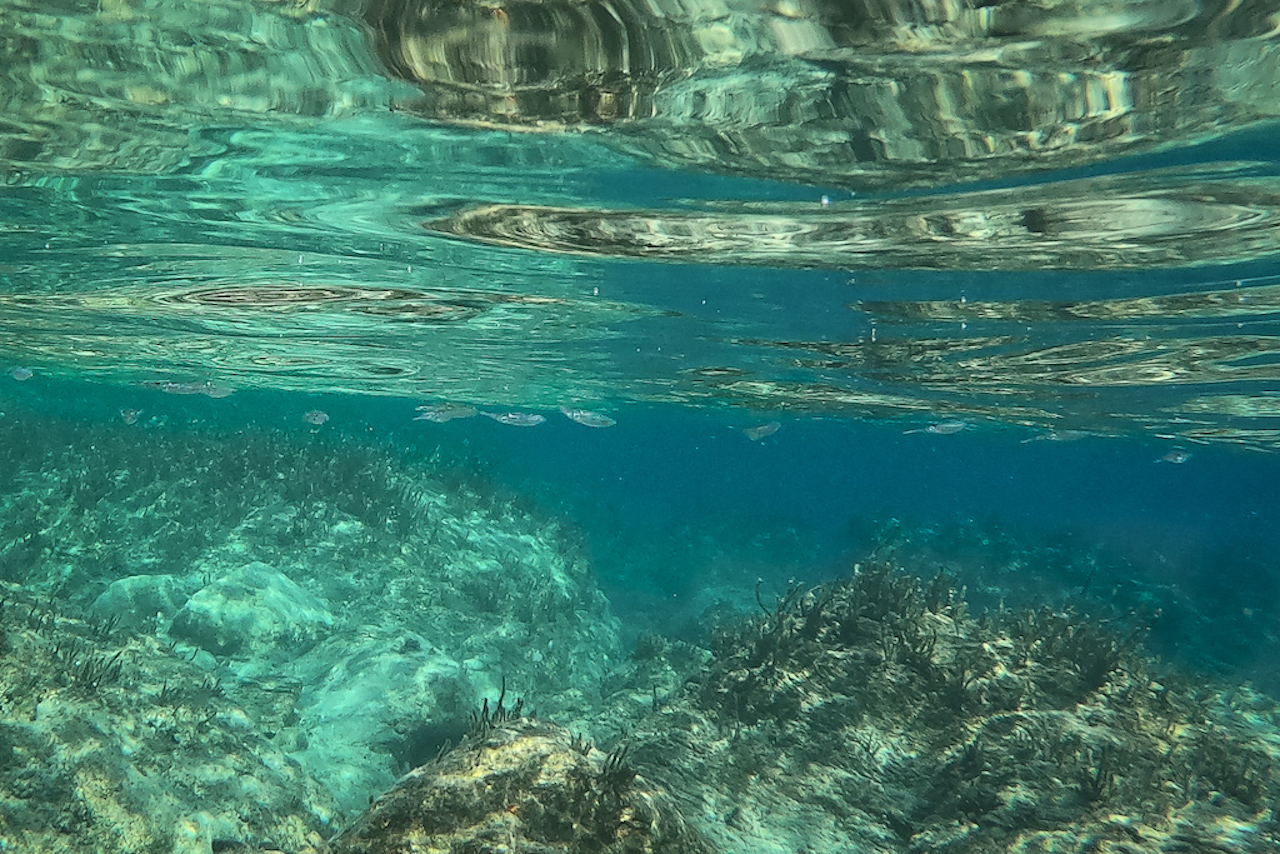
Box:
2;1;1280;852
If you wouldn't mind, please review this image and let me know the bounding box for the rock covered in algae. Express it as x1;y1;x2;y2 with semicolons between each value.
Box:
0;585;337;854
614;563;1280;854
328;716;711;854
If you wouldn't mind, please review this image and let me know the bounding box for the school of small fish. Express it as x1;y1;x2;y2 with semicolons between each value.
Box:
22;380;1206;462
140;379;234;398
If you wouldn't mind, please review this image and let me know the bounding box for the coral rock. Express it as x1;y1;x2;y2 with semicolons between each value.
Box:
329;719;711;854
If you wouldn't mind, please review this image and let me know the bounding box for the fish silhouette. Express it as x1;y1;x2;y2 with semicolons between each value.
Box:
905;419;967;435
413;403;478;423
482;411;546;427
1022;429;1090;443
559;406;616;428
743;421;781;441
140;380;234;398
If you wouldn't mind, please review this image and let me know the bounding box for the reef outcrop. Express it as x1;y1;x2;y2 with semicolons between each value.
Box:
618;563;1280;853
328;703;710;854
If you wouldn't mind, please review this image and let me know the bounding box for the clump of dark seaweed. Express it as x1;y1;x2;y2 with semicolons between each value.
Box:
639;561;1280;853
703;562;972;724
468;676;526;741
599;742;636;790
90;613;121;642
559;740;642;849
54;637;126;693
569;730;594;755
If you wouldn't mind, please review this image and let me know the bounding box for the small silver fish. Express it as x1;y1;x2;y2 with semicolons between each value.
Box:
119;408;142;425
1157;450;1191;464
9;366;33;381
742;421;781;441
413;403;478;423
482;411;546;427
905;419;968;435
559;405;616;428
303;409;329;426
141;380;234;398
1021;429;1090;443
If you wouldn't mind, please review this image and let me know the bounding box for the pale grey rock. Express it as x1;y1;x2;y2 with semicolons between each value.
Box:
89;573;198;633
292;629;481;818
170;563;333;658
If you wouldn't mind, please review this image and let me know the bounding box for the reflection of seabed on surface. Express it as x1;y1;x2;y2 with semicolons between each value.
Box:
5;259;1280;449
425;163;1280;270
368;0;1280;189
0;241;646;403
662;277;1280;450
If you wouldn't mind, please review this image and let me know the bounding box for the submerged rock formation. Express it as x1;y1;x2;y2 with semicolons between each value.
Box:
0;412;626;845
326;561;1280;853
0;586;337;854
328;704;710;854
614;564;1280;853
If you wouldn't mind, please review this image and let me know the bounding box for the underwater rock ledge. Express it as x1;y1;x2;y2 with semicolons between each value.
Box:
325;562;1280;854
328;707;710;854
615;563;1280;854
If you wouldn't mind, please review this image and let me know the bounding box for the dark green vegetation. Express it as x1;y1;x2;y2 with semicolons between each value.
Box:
1;591;126;707
621;564;1280;853
0;409;421;596
853;516;1280;696
2;407;427;581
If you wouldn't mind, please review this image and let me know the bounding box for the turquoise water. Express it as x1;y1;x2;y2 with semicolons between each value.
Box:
3;1;1280;852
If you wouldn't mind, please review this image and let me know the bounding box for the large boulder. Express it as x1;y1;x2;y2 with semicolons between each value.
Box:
291;629;481;818
169;563;333;659
90;573;198;634
329;715;711;854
